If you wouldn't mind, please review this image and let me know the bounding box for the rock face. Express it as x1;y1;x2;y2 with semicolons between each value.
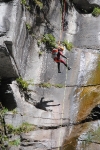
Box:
1;0;100;149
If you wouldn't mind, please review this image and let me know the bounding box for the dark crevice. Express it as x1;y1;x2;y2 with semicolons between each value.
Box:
66;84;100;88
38;122;74;129
69;0;100;14
0;0;12;2
4;41;20;77
80;104;100;124
35;83;100;88
0;78;17;111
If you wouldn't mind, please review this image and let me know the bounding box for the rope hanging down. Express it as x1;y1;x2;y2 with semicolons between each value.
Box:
58;0;68;149
59;0;66;45
58;59;68;150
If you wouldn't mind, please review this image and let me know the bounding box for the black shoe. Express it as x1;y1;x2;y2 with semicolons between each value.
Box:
58;71;61;73
68;67;71;70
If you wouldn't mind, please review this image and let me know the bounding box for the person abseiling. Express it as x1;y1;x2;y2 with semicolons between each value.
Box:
52;46;71;73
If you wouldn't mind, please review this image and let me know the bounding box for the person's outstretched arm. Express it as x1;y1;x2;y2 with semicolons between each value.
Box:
59;51;68;59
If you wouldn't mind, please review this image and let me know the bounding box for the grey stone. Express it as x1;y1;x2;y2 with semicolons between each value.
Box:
4;113;22;127
1;0;100;149
9;82;70;127
21;127;67;149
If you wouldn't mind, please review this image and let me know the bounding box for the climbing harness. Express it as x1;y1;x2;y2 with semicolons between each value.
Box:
52;47;64;59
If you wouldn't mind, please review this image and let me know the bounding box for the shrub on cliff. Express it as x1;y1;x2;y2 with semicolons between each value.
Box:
16;77;34;91
92;7;100;17
62;40;73;51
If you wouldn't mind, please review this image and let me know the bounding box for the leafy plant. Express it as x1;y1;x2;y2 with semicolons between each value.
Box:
39;82;52;88
54;84;64;88
9;139;20;146
34;0;43;9
62;40;73;51
80;127;100;148
6;122;36;135
21;0;26;5
19;122;35;133
0;135;8;149
11;109;17;114
16;77;34;91
41;34;57;49
37;40;41;47
26;6;31;11
84;132;93;143
1;108;8;116
6;124;16;134
38;51;43;57
26;23;31;31
39;83;65;88
92;7;100;17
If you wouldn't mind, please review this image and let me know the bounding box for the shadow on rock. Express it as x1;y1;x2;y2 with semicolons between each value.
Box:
34;97;60;112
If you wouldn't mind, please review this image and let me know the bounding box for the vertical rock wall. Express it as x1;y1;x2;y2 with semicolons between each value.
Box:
1;0;100;150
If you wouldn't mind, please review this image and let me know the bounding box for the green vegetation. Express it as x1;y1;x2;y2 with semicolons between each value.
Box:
40;34;57;50
7;122;36;135
0;106;8;126
80;127;100;148
0;135;8;149
83;131;93;144
37;40;41;47
26;6;31;11
38;51;43;57
26;23;31;31
39;82;65;88
1;107;8;116
37;34;74;51
21;0;26;5
39;82;52;88
16;77;34;91
21;0;31;11
21;0;43;13
9;139;20;146
0;135;20;149
62;40;73;51
54;84;64;88
0;105;35;149
34;0;43;10
92;7;100;17
11;109;17;114
41;34;56;48
0;105;8;149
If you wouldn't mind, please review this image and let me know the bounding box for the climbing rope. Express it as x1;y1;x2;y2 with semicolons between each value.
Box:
57;59;68;150
59;0;66;45
58;0;68;149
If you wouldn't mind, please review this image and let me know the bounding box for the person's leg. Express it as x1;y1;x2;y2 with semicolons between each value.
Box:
59;59;71;70
57;62;61;73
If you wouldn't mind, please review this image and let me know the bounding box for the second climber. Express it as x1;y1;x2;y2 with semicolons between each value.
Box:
52;46;71;73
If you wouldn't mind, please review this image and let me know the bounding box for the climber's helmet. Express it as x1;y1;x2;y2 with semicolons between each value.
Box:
58;46;64;51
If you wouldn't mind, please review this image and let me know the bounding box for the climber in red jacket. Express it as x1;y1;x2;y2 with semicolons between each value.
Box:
52;46;71;73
